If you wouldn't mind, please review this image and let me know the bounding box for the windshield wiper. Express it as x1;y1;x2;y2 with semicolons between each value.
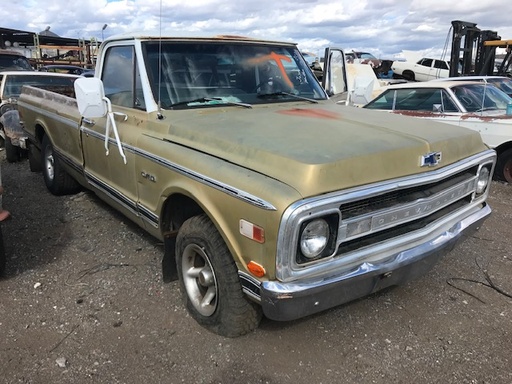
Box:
169;97;252;109
257;91;318;104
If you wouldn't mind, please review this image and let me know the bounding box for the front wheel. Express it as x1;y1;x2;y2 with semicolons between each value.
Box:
176;214;262;337
495;149;512;182
41;135;80;195
403;70;415;81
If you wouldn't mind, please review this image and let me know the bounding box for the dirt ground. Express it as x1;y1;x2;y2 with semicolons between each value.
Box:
0;150;511;384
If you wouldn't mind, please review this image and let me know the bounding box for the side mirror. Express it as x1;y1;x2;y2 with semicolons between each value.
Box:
433;104;442;112
74;77;108;118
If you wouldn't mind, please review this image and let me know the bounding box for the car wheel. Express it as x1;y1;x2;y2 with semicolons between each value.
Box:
403;70;415;81
495;149;512;183
176;214;262;337
41;135;80;195
5;137;20;163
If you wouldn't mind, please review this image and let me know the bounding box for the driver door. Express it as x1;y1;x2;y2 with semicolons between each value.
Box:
321;47;348;103
80;45;144;227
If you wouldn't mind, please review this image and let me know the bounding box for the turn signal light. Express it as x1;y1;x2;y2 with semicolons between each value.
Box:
247;261;266;278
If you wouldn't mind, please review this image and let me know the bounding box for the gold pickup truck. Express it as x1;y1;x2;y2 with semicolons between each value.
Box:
17;34;496;337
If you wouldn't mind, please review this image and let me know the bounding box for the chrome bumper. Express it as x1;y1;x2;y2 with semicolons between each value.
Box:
259;203;490;321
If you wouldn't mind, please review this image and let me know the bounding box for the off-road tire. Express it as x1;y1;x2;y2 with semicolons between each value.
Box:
495;149;512;182
176;214;262;337
41;135;80;195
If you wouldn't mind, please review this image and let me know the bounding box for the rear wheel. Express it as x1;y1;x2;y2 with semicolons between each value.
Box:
5;137;20;163
495;149;512;182
176;214;262;337
41;135;80;195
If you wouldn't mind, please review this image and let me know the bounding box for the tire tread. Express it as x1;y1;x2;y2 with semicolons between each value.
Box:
176;214;262;337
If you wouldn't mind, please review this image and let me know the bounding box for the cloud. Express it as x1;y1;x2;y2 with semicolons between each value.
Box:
1;0;512;58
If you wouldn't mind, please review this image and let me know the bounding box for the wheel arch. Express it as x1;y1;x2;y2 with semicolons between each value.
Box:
159;189;240;283
33;122;48;147
494;141;512;158
493;141;512;182
403;70;415;81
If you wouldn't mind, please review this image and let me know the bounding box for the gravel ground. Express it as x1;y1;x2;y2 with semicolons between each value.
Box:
0;151;511;384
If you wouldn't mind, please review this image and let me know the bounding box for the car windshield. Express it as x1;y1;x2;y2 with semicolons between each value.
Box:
452;83;512;112
358;53;377;60
0;54;32;71
142;41;326;109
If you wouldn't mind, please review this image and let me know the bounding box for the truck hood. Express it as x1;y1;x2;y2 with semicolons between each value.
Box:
158;101;486;197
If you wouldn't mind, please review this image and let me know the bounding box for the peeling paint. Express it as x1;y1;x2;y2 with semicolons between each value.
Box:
277;108;341;120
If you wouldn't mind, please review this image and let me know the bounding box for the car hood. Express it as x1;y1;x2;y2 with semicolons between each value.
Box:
156;101;486;198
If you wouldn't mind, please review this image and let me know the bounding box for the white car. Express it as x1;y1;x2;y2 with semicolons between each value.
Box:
392;57;450;82
363;80;512;181
431;75;512;97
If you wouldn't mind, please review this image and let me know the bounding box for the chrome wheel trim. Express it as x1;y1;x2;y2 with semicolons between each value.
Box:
44;146;55;181
182;243;218;317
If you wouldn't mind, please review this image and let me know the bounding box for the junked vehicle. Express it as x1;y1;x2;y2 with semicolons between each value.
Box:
0;71;79;162
392;57;451;81
39;64;95;77
17;34;495;337
363;80;512;181
345;51;381;67
0;50;33;71
431;75;512;97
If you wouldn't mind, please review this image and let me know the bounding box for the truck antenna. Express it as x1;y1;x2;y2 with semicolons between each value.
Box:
156;0;164;120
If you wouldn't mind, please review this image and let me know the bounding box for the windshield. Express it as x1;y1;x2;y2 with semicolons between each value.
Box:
0;54;32;71
452;83;512;112
142;41;326;109
358;53;377;60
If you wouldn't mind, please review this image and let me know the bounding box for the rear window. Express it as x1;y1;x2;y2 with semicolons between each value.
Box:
3;75;76;98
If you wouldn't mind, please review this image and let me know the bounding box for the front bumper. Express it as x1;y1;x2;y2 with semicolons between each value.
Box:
258;203;490;321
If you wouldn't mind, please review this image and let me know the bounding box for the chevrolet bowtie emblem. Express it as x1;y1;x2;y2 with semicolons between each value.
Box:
421;152;442;167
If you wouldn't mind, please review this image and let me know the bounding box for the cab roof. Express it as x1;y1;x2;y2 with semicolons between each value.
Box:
102;32;297;47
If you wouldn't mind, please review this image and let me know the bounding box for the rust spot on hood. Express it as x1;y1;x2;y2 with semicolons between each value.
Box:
277;108;341;119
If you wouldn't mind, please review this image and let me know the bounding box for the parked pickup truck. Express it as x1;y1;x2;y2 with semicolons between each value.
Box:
17;33;495;337
392;57;451;81
0;71;79;162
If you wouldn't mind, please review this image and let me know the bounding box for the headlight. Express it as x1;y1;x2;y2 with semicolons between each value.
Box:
476;165;490;195
300;219;330;259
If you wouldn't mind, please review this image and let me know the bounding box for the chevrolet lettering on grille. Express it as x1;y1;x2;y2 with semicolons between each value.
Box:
370;178;474;231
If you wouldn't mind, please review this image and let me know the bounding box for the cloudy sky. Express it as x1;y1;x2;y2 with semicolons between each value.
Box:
3;0;512;59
